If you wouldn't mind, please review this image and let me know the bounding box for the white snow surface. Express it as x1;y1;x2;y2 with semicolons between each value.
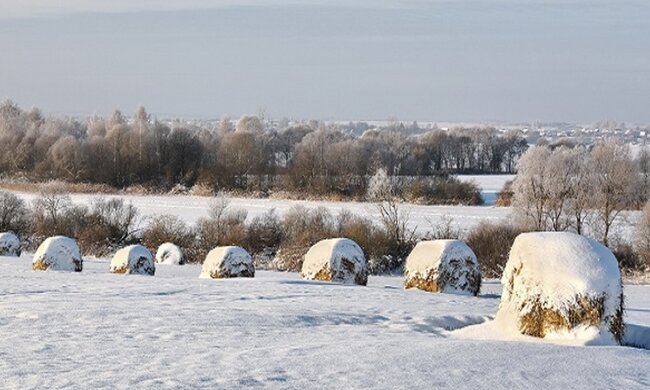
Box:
404;240;480;295
155;242;183;265
32;236;82;272
1;255;649;389
110;244;156;275
459;232;623;346
200;246;254;279
0;231;20;256
302;238;367;285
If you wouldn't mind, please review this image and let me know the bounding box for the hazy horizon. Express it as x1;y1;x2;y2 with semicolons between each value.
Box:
1;1;649;123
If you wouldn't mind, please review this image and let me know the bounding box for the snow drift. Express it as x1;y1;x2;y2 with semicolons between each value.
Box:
498;232;623;344
301;238;368;286
32;236;83;272
200;246;254;279
110;245;156;275
0;232;21;257
155;242;184;265
404;240;481;296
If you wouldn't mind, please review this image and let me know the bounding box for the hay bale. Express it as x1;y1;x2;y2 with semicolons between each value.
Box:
200;246;254;279
301;238;368;286
110;245;156;275
0;232;21;257
497;232;624;344
155;242;184;265
32;236;83;272
404;240;481;296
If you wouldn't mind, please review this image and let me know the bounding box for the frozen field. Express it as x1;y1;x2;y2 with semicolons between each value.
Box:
9;175;515;236
1;255;649;389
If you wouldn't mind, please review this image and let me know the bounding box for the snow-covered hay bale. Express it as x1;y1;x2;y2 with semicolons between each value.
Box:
110;245;155;275
0;232;21;257
32;236;82;272
301;238;368;285
200;246;254;279
498;232;624;344
404;240;481;296
155;242;184;265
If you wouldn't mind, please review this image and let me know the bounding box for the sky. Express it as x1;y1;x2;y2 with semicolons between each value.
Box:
0;0;649;123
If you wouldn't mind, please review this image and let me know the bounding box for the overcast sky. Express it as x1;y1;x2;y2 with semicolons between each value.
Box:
1;0;649;123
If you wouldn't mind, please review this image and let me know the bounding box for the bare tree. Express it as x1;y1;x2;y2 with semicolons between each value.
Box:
33;182;72;228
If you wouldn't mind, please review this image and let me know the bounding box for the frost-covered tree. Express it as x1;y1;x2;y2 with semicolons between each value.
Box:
591;141;636;246
512;145;552;230
236;115;264;133
566;146;595;235
367;168;394;201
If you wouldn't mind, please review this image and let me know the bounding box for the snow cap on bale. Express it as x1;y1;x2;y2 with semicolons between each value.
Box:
33;236;82;272
110;245;155;275
155;242;184;265
404;240;481;296
200;246;254;279
301;238;368;285
497;232;623;345
0;232;21;257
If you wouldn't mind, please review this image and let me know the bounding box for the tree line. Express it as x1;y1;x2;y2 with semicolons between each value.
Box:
0;100;527;203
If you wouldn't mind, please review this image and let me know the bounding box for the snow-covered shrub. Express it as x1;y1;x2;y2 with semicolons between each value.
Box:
110;245;155;275
32;236;83;272
497;232;624;344
404;240;481;296
200;246;254;279
155;242;184;265
301;238;368;285
0;232;21;257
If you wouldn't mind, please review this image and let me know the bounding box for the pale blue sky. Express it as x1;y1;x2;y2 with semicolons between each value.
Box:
0;1;649;122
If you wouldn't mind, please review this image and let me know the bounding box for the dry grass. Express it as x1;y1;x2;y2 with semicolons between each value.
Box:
404;258;481;296
516;294;624;343
305;258;368;286
32;257;82;272
208;268;255;279
111;265;128;274
0;181;115;194
32;259;49;271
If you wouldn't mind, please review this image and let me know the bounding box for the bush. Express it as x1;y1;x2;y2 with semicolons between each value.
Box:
142;214;198;263
466;221;525;278
0;190;29;235
423;216;463;240
495;180;514;207
272;206;334;271
612;242;645;274
78;198;139;256
194;200;248;261
405;176;482;205
246;209;283;255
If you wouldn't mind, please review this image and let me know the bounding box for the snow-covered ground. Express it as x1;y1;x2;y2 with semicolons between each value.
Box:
1;255;649;389
455;174;513;205
10;174;514;236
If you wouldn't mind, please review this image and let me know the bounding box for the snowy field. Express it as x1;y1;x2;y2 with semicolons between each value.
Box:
9;175;514;236
1;256;649;389
9;174;638;238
